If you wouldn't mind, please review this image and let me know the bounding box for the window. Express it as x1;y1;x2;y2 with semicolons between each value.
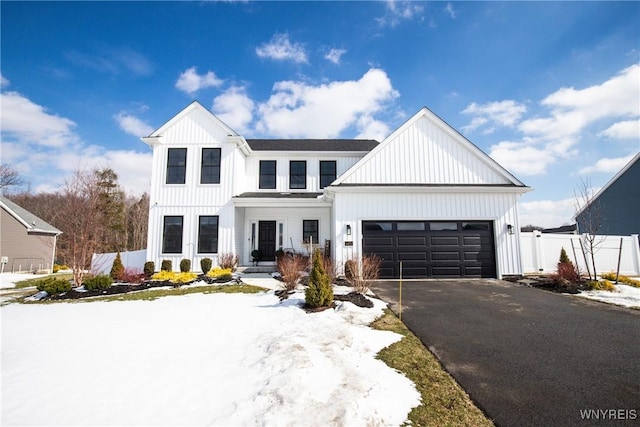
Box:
201;148;221;184
398;222;426;231
166;148;187;184
303;220;319;244
198;216;219;253
259;160;276;189
363;222;393;232
430;222;458;231
290;161;306;189
162;216;183;253
320;161;337;189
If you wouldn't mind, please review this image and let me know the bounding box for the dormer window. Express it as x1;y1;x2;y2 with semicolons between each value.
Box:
290;161;306;189
166;148;187;184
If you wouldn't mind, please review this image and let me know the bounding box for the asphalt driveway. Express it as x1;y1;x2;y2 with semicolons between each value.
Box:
370;279;640;426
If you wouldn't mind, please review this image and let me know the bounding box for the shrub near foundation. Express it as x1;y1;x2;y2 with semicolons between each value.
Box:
206;267;233;281
305;249;333;309
84;275;113;291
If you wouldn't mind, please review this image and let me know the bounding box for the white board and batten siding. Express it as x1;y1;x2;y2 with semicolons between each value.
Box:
332;190;524;278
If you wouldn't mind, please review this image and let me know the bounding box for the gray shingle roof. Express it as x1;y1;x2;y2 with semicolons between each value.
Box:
246;139;379;152
0;195;62;235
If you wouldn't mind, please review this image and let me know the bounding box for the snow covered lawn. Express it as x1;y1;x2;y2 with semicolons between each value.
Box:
2;289;420;426
577;284;640;308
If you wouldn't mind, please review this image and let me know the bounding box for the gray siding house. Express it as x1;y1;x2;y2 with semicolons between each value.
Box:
576;152;640;236
0;195;62;273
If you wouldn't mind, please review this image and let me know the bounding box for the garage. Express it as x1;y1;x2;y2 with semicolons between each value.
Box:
362;220;496;279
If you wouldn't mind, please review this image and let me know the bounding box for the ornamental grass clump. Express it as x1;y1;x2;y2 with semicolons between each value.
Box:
218;253;239;272
277;254;307;292
585;279;616;292
305;249;333;309
601;272;640;287
345;254;382;294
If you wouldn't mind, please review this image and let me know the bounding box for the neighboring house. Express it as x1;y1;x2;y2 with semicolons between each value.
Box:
575;152;640;236
142;102;530;279
0;195;62;273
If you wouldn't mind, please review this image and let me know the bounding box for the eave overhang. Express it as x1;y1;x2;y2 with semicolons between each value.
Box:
325;183;533;194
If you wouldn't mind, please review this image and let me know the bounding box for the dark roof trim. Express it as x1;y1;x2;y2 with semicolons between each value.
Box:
234;192;323;199
334;183;529;188
246;139;379;152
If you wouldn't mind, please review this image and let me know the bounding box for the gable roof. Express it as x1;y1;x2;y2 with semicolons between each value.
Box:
141;101;237;146
575;151;640;218
332;107;529;189
246;139;378;152
0;195;62;235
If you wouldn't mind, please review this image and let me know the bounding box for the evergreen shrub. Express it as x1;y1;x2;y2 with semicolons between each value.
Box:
161;260;172;272
144;261;155;278
110;251;125;280
305;249;333;308
36;277;72;295
201;258;213;275
84;275;113;291
180;259;191;273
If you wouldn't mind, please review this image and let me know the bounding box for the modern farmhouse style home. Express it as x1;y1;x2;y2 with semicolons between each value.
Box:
142;101;530;278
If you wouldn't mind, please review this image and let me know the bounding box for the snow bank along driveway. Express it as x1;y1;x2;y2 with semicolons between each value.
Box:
2;290;420;426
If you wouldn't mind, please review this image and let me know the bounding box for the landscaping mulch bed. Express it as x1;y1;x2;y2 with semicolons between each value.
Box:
48;275;240;300
503;275;580;294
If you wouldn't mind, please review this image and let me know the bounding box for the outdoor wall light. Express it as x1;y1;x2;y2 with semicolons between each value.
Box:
346;224;352;236
507;224;514;235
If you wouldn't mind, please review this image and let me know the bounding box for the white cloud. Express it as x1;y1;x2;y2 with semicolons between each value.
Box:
175;67;224;95
0;91;78;147
377;0;425;27
256;68;398;138
579;154;636;175
461;100;527;133
444;2;457;19
1;73;9;87
482;64;640;176
65;47;153;76
355;115;391;141
256;34;308;64
519;197;576;228
114;112;154;137
212;86;255;134
598;120;640;140
325;48;347;65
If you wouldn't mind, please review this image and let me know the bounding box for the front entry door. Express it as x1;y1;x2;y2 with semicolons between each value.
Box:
258;221;276;261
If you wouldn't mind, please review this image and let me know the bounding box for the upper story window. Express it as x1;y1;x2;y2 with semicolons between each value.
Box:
201;148;221;184
162;216;183;254
166;148;187;184
290;161;306;189
259;160;276;189
320;161;337;189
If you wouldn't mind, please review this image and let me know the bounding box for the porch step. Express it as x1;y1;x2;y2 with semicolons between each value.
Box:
237;266;278;274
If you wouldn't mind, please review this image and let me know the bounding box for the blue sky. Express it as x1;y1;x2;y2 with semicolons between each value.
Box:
1;1;639;228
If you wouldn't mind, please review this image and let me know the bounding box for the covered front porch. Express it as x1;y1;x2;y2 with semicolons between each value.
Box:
232;192;333;266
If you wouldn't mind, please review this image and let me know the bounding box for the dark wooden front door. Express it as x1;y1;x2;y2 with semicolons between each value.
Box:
258;221;276;261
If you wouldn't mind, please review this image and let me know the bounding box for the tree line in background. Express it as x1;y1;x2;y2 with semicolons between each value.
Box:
1;164;148;284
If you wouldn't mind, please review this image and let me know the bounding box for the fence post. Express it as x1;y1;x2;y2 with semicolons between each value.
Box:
533;230;544;273
631;235;640;276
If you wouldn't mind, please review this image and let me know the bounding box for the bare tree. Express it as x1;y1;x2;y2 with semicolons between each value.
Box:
574;177;605;280
0;164;24;191
57;169;106;287
126;193;149;250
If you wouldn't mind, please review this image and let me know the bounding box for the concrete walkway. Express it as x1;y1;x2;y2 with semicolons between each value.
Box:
370;279;640;427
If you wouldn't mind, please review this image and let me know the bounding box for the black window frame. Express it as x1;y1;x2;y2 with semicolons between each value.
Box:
290;160;307;189
198;216;219;254
259;160;277;189
303;220;319;244
319;160;337;189
162;216;183;254
166;148;187;184
200;148;221;184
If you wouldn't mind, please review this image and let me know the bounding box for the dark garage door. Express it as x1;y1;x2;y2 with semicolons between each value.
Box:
362;221;496;279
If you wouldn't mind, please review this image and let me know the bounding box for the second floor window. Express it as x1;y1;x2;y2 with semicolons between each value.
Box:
290;161;306;189
320;161;336;189
259;160;276;189
201;148;221;184
166;148;187;184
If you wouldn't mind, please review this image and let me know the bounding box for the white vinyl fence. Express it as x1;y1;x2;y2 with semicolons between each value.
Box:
520;232;640;277
91;250;147;276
